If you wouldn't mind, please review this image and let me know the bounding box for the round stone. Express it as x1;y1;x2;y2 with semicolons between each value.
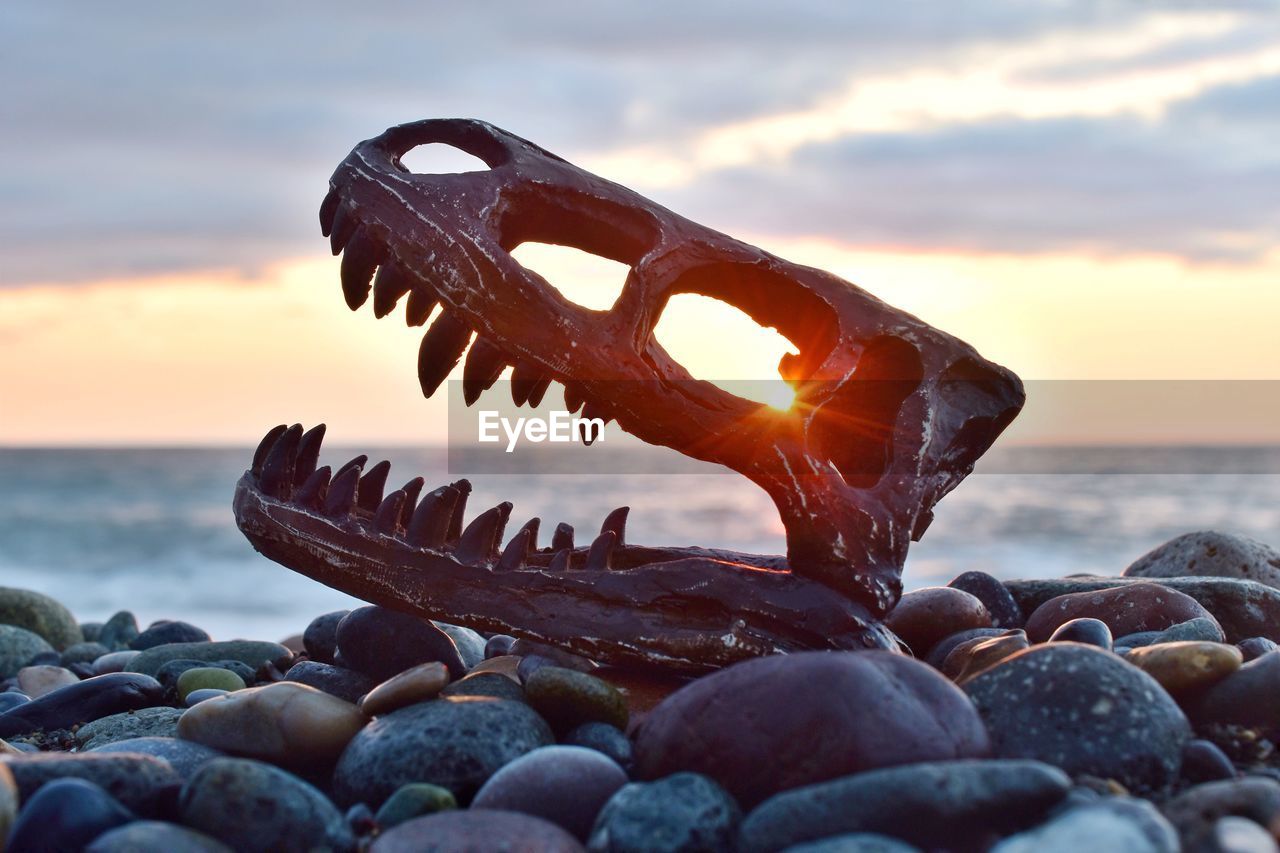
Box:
87;821;233;852
1179;739;1237;785
472;745;627;840
0;586;82;650
179;757;354;852
1162;777;1280;852
939;630;1029;683
156;658;257;692
1025;582;1219;643
485;634;517;659
0;672;165;738
176;666;247;701
964;643;1191;792
284;660;377;704
468;655;522;683
370;810;585;852
16;664;78;698
1190;650;1280;736
2;752;181;815
360;661;450;716
1047;618;1113;649
884;587;991;656
92;650;141;675
442;671;527;702
4;778;133;852
0;625;54;679
1115;616;1227;649
738;759;1071;853
1124;531;1280;589
332;696;553;807
302;610;348;664
634;651;991;809
93;736;224;780
186;688;229;706
991;798;1178;853
924;628;1008;669
335;606;466;681
948;571;1024;628
98;611;140;651
0;693;29;713
131;620;211;650
1125;641;1242;696
374;782;458;829
61;642;110;666
77;706;185;749
782;835;920;853
524;666;628;736
127;640;290;678
587;772;740;853
178;681;364;768
1239;637;1279;661
564;722;633;769
433;622;486;669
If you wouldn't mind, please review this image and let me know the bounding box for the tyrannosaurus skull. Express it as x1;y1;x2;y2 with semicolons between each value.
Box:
233;118;1024;672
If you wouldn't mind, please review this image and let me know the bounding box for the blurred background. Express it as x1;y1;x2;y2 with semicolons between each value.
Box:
1;2;1277;636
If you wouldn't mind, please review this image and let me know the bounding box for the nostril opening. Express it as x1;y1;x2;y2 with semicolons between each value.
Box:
397;143;492;175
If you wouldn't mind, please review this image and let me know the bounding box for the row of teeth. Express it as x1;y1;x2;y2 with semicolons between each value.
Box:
319;186;609;428
251;423;628;572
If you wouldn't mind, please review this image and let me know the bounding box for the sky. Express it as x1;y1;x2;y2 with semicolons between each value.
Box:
1;2;1278;445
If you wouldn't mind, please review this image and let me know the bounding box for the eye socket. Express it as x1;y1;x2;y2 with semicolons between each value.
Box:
397;143;491;175
509;243;631;312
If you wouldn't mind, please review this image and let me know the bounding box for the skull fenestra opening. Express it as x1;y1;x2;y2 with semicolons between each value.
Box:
232;118;1025;673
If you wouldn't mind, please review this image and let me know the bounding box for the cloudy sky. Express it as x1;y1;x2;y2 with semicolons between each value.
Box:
2;2;1277;444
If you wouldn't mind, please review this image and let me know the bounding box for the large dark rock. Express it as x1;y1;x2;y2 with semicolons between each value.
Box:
739;759;1070;853
0;673;164;737
370;809;585;852
964;643;1191;792
587;772;740;853
884;587;991;656
333;696;553;807
1005;576;1280;644
0;586;83;650
1189;649;1280;736
335;606;465;681
524;666;628;735
179;757;354;852
4;778;134;852
633;651;990;809
1160;777;1280;852
1125;531;1280;589
302;610;348;665
472;745;627;841
130;620;211;650
284;660;377;704
1;751;180;815
949;570;1024;628
1024;582;1218;643
0;625;54;679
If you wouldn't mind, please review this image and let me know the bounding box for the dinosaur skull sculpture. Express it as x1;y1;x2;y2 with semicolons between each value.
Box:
233;119;1024;672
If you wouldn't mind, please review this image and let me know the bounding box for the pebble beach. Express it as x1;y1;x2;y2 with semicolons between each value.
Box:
2;529;1280;851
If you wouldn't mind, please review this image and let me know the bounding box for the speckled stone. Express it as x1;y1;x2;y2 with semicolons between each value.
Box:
1025;582;1219;644
2;751;181;815
0;586;82;650
964;643;1191;792
635;651;991;809
1125;531;1280;589
5;778;134;852
179;757;354;852
16;664;78;698
77;706;185;749
1125;641;1242;696
525;666;628;736
94;736;224;780
87;820;234;852
128;640;290;678
948;571;1024;628
176;666;247;701
372;809;585;852
739;760;1070;853
333;696;553;807
284;660;377;704
940;630;1029;683
0;625;54;679
588;772;740;853
178;681;364;768
360;661;450;716
884;587;991;656
1047;618;1113;649
991;798;1178;853
374;782;458;829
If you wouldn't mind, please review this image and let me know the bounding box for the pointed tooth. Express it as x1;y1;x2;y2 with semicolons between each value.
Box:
551;522;574;552
454;505;505;564
515;517;540;552
446;479;472;542
563;383;585;414
406;485;459;548
319;187;340;238
526;375;553;408
373;490;407;534
251;424;288;477
398;477;425;527
548;548;572;572
585;530;617;571
324;464;361;517
294;466;331;509
330;203;356;255
600;506;629;548
579;403;610;446
405;289;438;327
463;337;507;405
259;424;303;497
372;263;414;319
417;311;472;398
340;228;382;311
357;460;391;511
293;424;327;487
334;454;368;480
496;528;531;571
511;361;538;407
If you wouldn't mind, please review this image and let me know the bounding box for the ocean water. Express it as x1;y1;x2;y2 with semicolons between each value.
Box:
0;446;1277;641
